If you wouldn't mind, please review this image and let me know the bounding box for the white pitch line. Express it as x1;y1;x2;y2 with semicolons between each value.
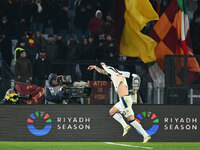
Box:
105;142;153;149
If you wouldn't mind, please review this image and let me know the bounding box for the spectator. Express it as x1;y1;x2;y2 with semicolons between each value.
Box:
7;0;27;38
16;0;32;38
0;15;12;37
187;0;198;22
88;10;105;37
74;0;90;41
17;17;27;39
55;34;68;75
95;0;112;17
45;73;65;104
67;0;76;35
31;0;45;33
95;32;106;59
86;35;96;60
103;34;118;61
74;0;97;20
190;10;200;55
65;35;79;81
66;35;79;60
78;38;89;81
34;49;50;87
55;34;68;60
84;0;97;23
34;30;46;50
105;13;114;35
43;0;54;34
24;30;38;63
2;89;26;104
15;51;32;83
79;38;89;59
0;32;12;67
52;0;69;37
21;0;32;28
83;35;97;81
14;39;26;64
45;34;58;61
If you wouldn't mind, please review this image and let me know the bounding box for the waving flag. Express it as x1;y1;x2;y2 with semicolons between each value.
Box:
15;82;44;104
149;0;200;83
119;0;159;63
149;0;200;69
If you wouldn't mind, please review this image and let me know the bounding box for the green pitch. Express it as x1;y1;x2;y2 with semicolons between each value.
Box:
0;142;200;150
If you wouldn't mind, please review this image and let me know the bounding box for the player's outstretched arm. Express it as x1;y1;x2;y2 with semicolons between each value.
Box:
87;65;106;74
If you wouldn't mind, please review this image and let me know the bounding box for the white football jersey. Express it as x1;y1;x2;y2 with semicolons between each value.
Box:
102;65;128;92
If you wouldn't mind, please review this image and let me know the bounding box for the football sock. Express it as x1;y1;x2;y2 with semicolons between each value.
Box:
112;113;128;128
129;119;148;138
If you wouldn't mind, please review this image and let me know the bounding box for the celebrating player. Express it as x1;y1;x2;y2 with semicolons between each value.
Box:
87;62;151;143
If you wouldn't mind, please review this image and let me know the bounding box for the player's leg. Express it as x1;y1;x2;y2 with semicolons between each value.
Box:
110;103;130;136
127;114;151;143
123;95;151;143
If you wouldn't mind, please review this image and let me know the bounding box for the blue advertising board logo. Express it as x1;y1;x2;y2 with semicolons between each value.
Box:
135;111;159;136
27;111;52;136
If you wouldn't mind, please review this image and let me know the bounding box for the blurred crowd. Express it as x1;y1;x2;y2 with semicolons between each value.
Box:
0;0;199;87
0;0;118;84
12;31;119;85
0;0;114;39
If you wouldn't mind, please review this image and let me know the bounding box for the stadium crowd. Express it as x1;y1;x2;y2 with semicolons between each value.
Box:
0;0;119;83
0;0;199;87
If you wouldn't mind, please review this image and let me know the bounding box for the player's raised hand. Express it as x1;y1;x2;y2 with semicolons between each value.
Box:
87;65;96;70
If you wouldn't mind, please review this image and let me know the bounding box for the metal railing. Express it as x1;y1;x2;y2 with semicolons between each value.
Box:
165;55;200;104
2;56;199;104
50;59;162;104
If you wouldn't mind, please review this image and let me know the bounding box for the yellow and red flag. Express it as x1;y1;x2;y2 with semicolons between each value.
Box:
149;0;200;83
15;82;44;104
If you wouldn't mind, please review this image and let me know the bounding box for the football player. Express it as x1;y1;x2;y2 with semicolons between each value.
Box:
87;62;151;143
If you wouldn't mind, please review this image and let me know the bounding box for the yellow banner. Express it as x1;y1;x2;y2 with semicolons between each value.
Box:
120;0;159;63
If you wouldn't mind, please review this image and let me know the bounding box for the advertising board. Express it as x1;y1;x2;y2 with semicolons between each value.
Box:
0;105;199;142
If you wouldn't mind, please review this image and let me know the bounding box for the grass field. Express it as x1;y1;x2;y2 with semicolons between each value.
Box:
0;142;200;150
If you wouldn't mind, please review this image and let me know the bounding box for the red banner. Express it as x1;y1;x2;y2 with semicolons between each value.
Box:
88;81;112;104
15;82;44;104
